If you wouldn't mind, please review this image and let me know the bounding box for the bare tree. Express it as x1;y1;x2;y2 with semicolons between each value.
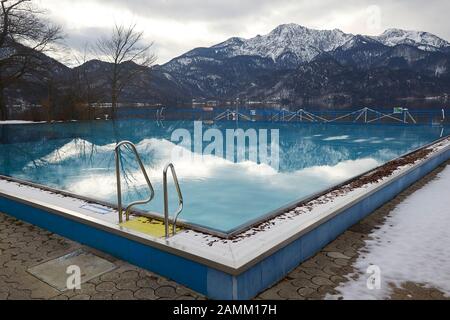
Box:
73;45;95;104
96;23;156;119
68;44;103;120
0;0;62;120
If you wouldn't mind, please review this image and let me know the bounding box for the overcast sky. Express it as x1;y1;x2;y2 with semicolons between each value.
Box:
38;0;450;65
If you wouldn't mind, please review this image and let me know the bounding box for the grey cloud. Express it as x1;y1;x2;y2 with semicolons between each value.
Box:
95;0;291;22
43;0;450;64
63;27;110;48
90;0;450;41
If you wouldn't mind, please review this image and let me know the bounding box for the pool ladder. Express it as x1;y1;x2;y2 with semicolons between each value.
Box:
114;141;183;238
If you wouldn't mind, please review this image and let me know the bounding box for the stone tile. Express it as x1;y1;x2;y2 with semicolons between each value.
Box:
50;294;69;300
330;275;346;284
100;272;121;282
134;288;158;300
175;286;197;296
300;267;331;278
326;252;351;260
322;265;340;276
115;279;138;291
137;277;160;289
7;288;31;300
291;278;317;289
297;287;316;297
429;290;449;300
112;290;135;300
70;294;91;300
317;285;338;295
95;281;117;293
287;270;313;280
277;286;303;299
334;258;350;266
311;276;334;286
176;295;197;300
3;211;204;301
91;292;113;300
155;286;177;298
119;270;139;281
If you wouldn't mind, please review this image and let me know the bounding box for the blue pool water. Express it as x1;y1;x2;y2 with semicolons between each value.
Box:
0;120;447;234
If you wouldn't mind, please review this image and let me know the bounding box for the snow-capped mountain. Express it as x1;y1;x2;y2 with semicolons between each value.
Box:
165;24;450;71
158;24;450;105
210;24;353;63
330;35;390;69
6;23;450;110
337;34;384;51
374;28;450;52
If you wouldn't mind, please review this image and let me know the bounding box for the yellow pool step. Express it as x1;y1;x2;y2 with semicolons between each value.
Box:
119;216;182;238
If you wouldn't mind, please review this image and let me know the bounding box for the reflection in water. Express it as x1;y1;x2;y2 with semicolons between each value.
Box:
0;120;447;233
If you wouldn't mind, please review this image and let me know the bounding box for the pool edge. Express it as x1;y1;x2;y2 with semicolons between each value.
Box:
230;144;450;299
0;140;449;299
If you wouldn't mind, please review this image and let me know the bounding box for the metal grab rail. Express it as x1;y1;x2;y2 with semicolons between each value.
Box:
115;141;155;223
163;163;184;238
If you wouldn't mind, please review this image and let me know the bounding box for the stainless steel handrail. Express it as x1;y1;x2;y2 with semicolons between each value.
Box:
115;141;155;223
163;163;184;238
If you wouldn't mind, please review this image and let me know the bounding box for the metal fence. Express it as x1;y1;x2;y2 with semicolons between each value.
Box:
117;106;449;126
5;104;448;126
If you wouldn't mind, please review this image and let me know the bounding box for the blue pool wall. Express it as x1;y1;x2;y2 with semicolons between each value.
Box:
0;146;449;299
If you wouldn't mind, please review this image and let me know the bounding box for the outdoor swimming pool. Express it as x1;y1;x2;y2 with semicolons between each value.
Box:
0;120;447;234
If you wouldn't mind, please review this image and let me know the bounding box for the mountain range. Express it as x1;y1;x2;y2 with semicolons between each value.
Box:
4;23;450;109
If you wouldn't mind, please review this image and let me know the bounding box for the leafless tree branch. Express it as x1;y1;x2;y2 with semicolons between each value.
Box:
0;0;63;120
96;23;157;119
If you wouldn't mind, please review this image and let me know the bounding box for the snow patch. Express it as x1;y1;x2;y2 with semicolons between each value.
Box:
0;120;45;125
374;28;449;51
323;135;350;141
329;165;450;299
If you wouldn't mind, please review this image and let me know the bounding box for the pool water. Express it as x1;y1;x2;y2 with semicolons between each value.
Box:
0;120;447;234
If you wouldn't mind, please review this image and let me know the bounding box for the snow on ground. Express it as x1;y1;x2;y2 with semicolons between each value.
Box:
323;135;350;141
0;120;45;124
329;164;450;300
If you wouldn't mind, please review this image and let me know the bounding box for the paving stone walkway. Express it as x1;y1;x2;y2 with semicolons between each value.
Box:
1;160;449;300
0;214;203;300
